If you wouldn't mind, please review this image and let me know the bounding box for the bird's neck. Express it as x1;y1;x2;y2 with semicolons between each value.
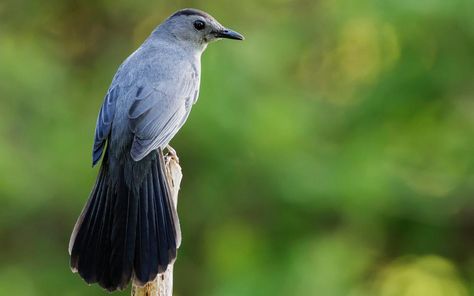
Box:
150;26;207;57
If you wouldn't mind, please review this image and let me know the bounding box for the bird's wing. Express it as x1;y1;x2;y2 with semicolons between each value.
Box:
92;85;120;166
128;71;197;161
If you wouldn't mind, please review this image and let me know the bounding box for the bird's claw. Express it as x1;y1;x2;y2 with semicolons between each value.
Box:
165;145;179;163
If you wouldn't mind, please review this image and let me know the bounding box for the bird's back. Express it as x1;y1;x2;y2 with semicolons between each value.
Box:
107;34;201;163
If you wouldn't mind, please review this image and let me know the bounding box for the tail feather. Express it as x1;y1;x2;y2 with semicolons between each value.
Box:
133;170;155;283
70;164;108;280
96;183;113;288
77;174;107;283
69;150;180;291
153;158;171;270
108;175;138;290
133;150;180;284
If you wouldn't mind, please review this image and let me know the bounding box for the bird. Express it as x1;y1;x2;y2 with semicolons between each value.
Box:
68;8;244;292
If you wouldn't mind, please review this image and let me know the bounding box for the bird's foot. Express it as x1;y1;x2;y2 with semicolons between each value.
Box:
165;145;179;163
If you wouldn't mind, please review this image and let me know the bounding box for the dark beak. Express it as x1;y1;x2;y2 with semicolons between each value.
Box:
215;28;245;40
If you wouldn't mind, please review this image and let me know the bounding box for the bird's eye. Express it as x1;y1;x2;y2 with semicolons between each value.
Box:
193;20;205;30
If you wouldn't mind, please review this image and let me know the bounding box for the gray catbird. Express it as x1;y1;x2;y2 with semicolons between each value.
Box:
68;8;243;291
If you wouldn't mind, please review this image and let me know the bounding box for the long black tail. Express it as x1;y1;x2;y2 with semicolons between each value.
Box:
69;150;180;291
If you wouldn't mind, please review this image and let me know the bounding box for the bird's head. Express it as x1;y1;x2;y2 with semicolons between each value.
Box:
160;8;244;47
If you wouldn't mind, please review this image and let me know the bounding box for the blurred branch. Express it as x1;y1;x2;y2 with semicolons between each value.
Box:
131;154;182;296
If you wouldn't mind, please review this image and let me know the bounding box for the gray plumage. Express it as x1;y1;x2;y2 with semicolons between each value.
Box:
69;8;243;292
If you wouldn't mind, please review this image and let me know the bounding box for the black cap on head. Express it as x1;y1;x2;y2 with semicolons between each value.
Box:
170;8;212;20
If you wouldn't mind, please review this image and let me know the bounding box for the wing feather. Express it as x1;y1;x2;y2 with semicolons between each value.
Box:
128;71;197;161
92;85;120;165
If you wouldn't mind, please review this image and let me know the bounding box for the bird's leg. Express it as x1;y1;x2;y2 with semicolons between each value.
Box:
165;145;179;163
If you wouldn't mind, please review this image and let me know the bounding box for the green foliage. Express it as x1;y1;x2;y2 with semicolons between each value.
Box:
0;0;473;295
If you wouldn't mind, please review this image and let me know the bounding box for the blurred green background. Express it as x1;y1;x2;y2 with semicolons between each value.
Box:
1;0;474;295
